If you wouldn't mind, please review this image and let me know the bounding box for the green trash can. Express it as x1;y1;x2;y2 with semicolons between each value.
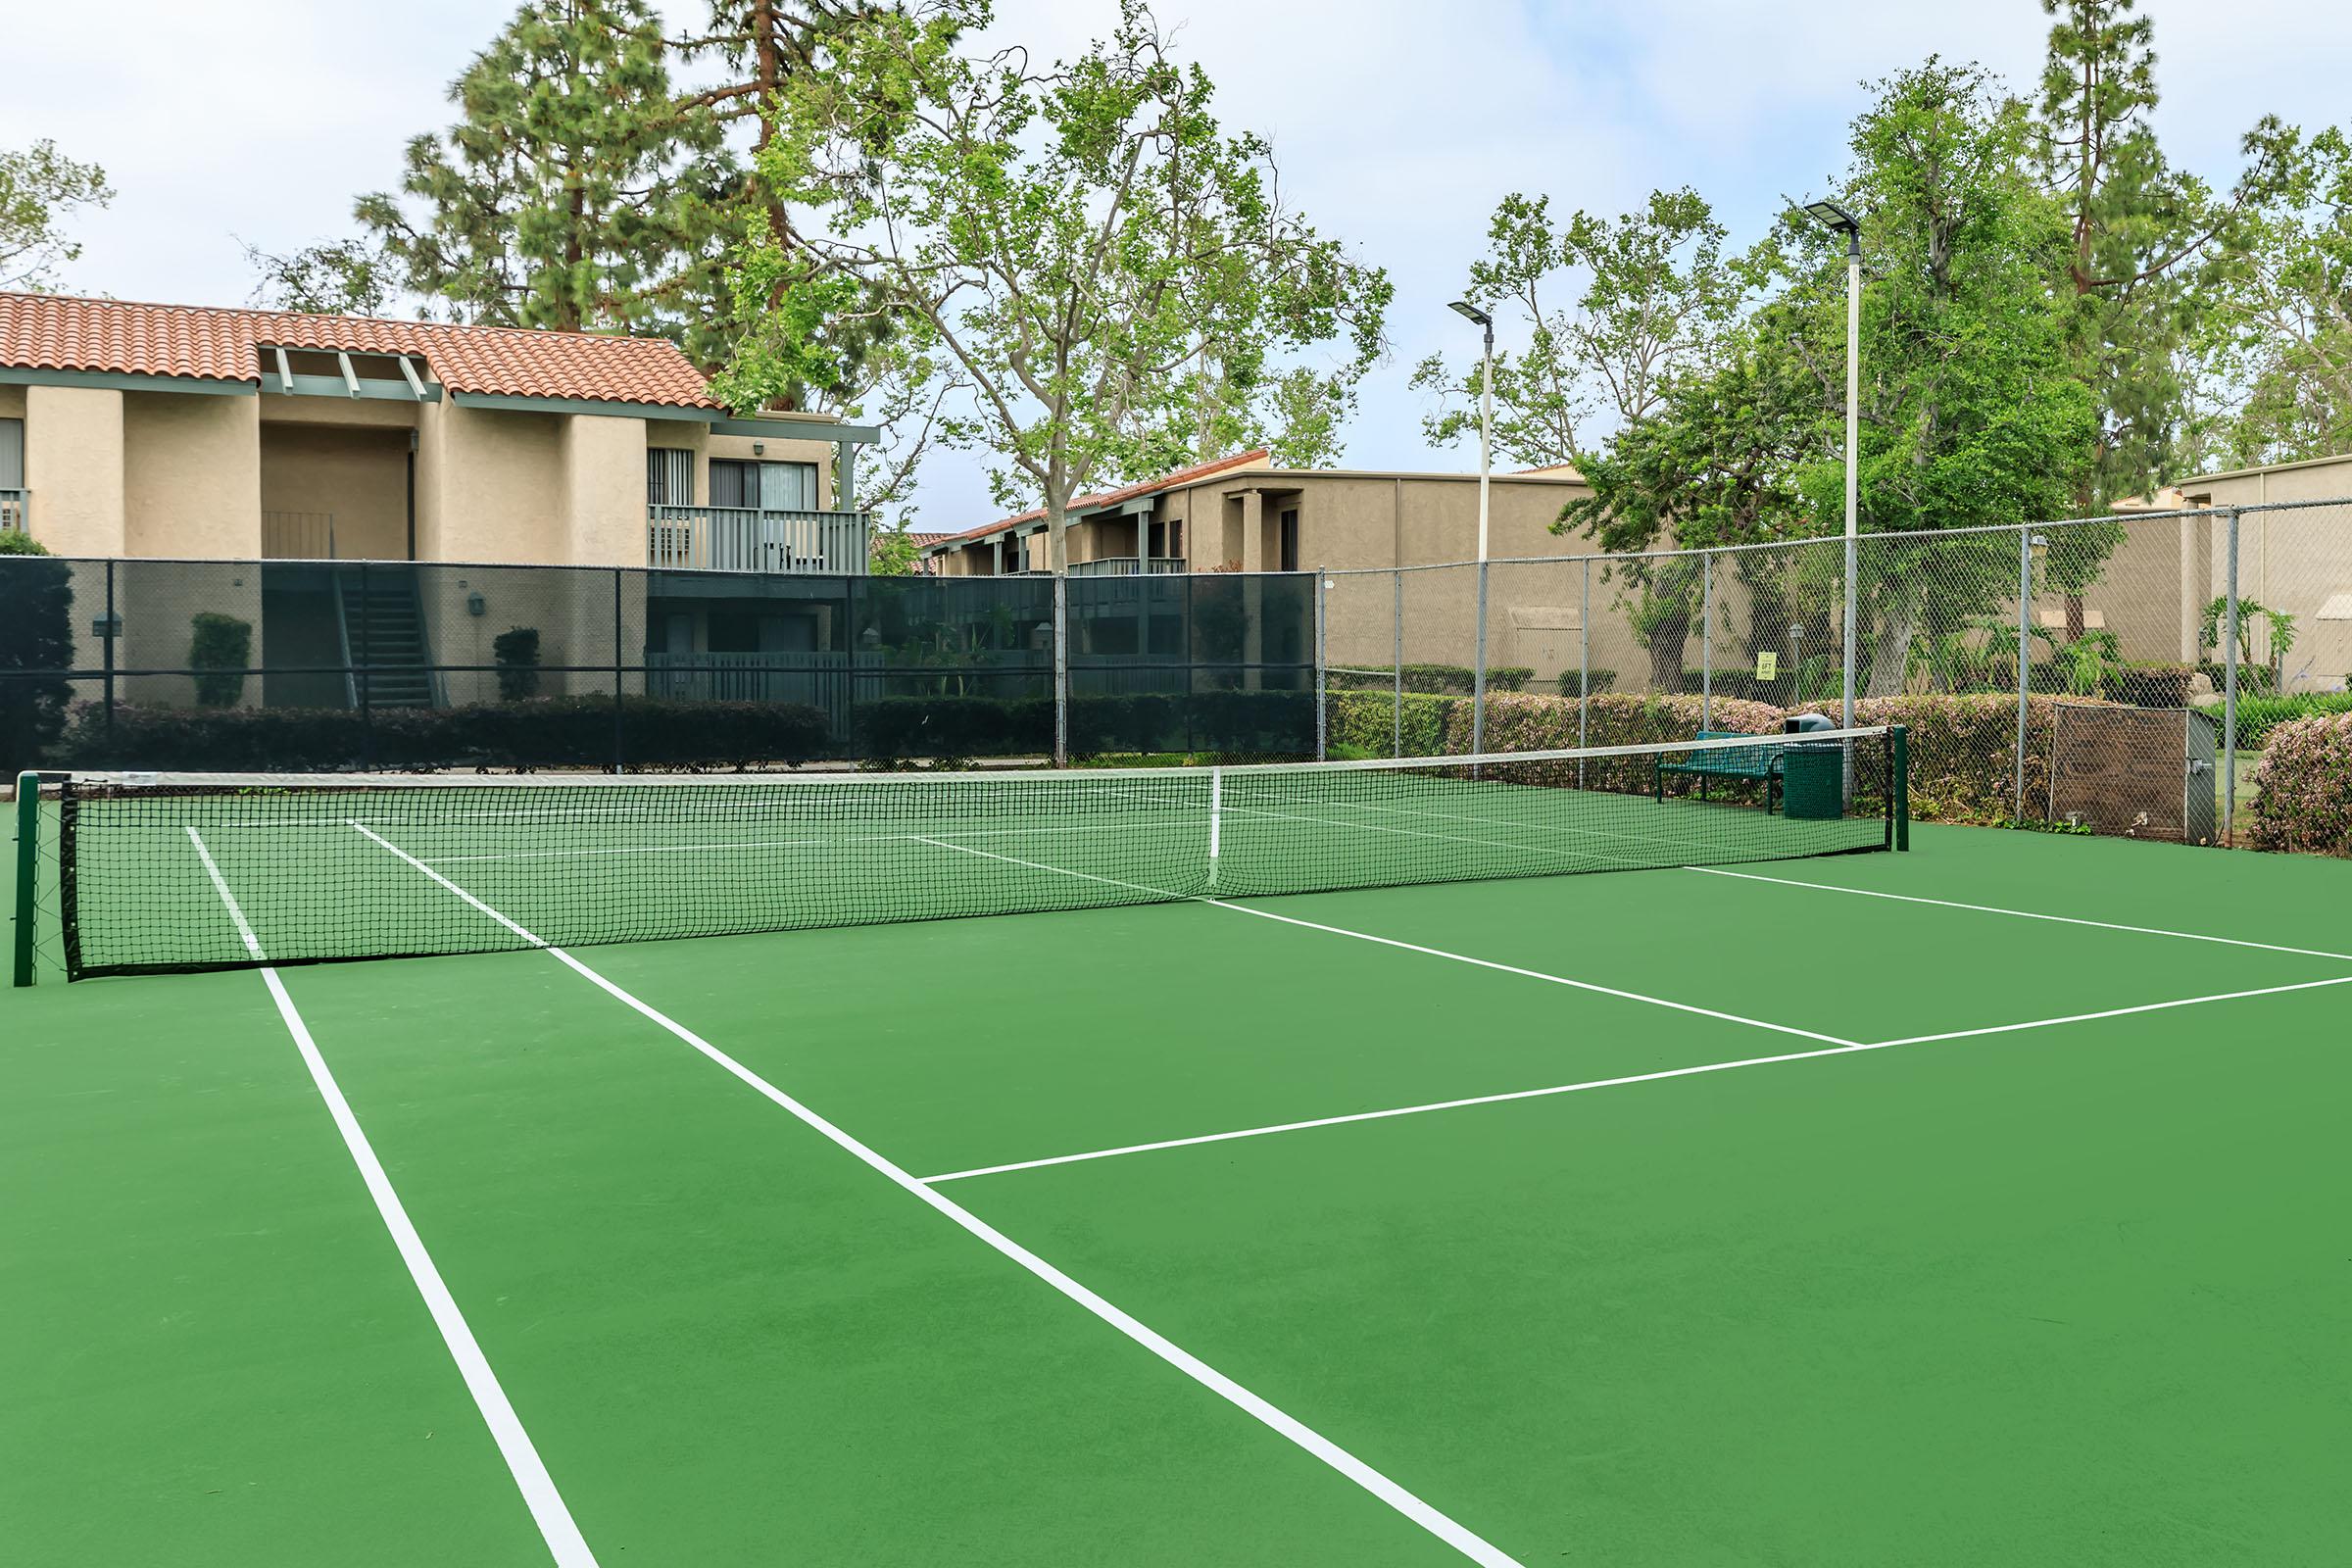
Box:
1781;744;1843;819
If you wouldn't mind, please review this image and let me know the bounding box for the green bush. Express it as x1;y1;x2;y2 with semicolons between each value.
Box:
1323;689;1458;758
1325;663;1530;695
189;612;252;708
492;626;541;701
2246;713;2352;857
2195;661;2279;698
1555;668;1617;698
2107;662;2196;708
856;690;1315;761
2229;692;2352;751
55;696;830;772
0;530;51;556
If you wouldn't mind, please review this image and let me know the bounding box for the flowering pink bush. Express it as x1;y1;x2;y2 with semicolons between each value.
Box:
2247;713;2352;857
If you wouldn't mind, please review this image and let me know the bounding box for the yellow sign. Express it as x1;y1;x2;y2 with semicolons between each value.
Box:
1754;651;1780;681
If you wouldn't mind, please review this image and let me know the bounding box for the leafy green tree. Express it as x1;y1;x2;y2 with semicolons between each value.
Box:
0;140;113;292
1413;188;1744;467
241;237;398;316
2196;123;2352;466
717;0;1390;571
356;0;737;358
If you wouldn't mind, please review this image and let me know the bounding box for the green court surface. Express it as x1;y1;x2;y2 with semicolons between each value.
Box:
5;818;2348;1565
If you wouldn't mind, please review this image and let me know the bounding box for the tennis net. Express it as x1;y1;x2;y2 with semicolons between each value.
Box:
28;727;1903;979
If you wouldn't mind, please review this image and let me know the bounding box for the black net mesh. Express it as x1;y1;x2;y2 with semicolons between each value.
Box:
47;728;1897;978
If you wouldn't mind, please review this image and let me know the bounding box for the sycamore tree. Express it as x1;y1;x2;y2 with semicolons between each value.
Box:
715;0;1390;572
1414;188;1744;468
352;0;737;357
0;140;113;291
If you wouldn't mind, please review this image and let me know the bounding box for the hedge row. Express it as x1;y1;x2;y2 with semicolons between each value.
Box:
2225;692;2352;751
2246;713;2352;857
856;690;1314;760
1326;663;1533;695
55;696;831;771
1326;687;2094;826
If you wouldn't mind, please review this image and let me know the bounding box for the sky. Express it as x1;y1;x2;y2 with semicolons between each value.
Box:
5;0;2348;532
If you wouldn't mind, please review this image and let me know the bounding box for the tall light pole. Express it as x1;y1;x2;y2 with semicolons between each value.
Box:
1449;299;1494;756
1803;201;1862;768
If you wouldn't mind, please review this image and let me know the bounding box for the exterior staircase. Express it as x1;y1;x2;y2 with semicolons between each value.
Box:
332;566;439;709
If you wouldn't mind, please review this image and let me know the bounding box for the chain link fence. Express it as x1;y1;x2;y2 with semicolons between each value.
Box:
1319;498;2352;845
0;559;1321;774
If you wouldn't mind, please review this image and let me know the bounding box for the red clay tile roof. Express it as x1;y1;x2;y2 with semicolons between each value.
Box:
0;291;720;409
926;450;1272;550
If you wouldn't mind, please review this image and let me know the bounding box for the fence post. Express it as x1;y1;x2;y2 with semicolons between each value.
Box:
1578;557;1591;785
1053;572;1068;767
2014;527;2032;824
2223;507;2241;845
1472;559;1491;757
1700;550;1714;730
1313;565;1328;761
102;560;116;733
1391;568;1402;759
358;560;373;769
611;567;625;773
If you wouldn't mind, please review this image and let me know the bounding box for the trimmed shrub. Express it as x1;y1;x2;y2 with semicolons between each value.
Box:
492;626;542;701
54;696;830;772
189;612;252;708
2107;662;2195;708
856;690;1316;761
1324;689;1458;758
1555;668;1617;698
2246;713;2352;857
2227;692;2352;751
1325;663;1530;695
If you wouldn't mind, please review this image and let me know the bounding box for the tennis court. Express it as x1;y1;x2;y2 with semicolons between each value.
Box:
6;737;2347;1566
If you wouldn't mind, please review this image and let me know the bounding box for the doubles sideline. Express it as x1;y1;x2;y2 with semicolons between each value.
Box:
344;821;1527;1568
186;828;599;1568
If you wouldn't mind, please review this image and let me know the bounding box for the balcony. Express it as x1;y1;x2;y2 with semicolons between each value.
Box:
1;489;26;536
1066;556;1187;577
648;505;872;574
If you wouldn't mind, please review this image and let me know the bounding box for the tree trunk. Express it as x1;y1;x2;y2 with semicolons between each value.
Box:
1644;612;1689;693
1868;586;1923;697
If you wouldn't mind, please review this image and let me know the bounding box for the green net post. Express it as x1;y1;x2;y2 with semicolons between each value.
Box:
12;771;36;986
1891;724;1910;852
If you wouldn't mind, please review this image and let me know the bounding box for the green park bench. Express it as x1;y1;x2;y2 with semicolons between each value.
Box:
1655;730;1788;812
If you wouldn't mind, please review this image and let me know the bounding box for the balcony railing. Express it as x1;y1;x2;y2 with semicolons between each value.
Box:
1;489;26;536
1067;556;1187;577
648;505;872;574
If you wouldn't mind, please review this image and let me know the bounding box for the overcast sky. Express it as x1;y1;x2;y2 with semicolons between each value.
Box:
6;0;2347;530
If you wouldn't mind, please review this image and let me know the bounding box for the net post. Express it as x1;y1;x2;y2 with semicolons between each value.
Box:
1052;573;1069;767
1206;765;1222;890
2222;507;2240;845
1313;565;1328;761
11;771;36;987
1890;724;1909;852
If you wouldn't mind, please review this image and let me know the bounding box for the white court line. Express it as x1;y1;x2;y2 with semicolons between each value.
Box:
923;973;2352;1186
185;828;597;1568
1685;864;2352;964
347;821;1524;1568
914;837;1858;1049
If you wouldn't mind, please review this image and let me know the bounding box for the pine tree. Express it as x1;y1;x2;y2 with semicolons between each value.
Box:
357;0;734;355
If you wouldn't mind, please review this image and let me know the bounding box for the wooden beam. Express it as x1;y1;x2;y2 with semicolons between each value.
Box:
273;346;295;395
335;351;361;398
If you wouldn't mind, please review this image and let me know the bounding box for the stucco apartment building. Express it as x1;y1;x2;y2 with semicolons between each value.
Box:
920;450;1597;678
2103;453;2352;692
0;292;879;708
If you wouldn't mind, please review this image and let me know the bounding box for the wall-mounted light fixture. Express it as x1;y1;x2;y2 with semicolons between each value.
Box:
466;593;487;617
753;442;765;456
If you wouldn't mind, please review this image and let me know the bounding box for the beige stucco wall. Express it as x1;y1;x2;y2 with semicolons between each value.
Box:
21;384;127;556
563;414;651;566
121;392;263;559
260;421;412;561
418;399;566;564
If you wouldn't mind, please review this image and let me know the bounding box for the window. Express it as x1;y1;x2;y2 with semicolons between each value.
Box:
0;417;23;490
710;458;821;512
648;448;695;507
1278;507;1300;572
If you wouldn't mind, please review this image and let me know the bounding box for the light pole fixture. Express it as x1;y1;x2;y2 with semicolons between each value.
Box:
1801;200;1863;777
1449;300;1496;757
